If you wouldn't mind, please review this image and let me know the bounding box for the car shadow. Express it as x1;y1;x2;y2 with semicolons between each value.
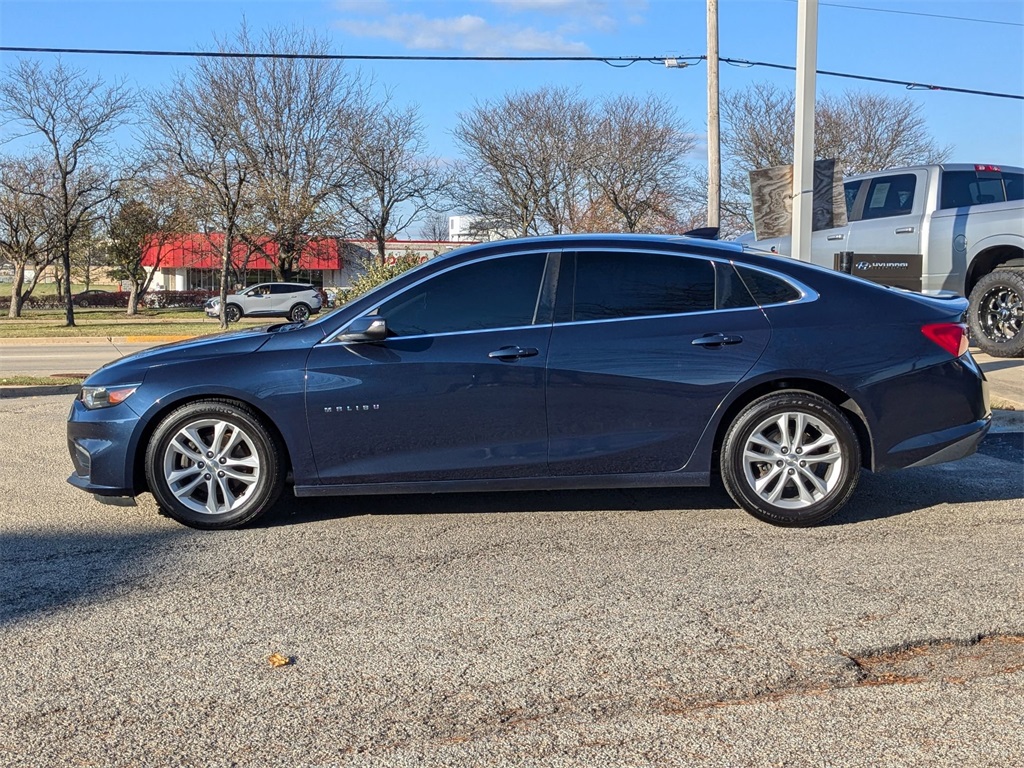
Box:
258;484;738;528
1;529;189;627
262;429;1023;530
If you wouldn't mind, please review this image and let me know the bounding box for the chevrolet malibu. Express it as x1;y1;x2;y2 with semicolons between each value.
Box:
67;234;990;530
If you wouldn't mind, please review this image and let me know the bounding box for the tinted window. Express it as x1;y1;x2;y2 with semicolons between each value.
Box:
570;251;715;321
735;266;802;305
377;253;547;336
843;180;862;222
941;170;1023;208
861;174;916;220
717;264;757;309
1005;173;1023;201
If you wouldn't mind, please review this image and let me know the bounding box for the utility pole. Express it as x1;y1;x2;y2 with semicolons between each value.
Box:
791;0;818;261
707;0;721;230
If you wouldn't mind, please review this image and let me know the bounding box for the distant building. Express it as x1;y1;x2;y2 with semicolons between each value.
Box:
448;215;514;242
141;234;479;291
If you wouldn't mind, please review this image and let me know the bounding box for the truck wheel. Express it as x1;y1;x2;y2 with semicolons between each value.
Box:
968;269;1024;358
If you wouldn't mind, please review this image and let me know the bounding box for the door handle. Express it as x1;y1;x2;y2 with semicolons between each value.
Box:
895;226;915;234
826;234;845;241
691;333;743;348
488;346;539;360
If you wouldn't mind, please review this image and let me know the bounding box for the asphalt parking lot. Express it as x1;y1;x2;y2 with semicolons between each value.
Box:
1;395;1022;767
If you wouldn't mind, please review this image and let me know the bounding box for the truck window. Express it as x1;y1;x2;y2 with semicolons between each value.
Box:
1005;173;1023;201
940;170;1022;208
860;174;916;220
843;181;862;222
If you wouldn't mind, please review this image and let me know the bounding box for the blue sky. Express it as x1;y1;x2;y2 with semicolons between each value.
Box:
1;0;1022;169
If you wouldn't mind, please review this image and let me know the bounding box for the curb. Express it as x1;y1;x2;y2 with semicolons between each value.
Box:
0;383;81;399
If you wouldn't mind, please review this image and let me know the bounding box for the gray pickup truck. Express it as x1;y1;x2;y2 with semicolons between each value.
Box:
744;163;1023;357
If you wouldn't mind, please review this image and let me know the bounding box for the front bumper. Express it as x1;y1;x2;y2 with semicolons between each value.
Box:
66;397;141;498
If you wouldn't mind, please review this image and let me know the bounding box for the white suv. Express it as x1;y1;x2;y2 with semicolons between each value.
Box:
205;283;323;323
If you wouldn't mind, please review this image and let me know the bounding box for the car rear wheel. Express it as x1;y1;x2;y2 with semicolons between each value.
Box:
225;304;242;323
968;269;1024;358
145;400;285;530
720;392;861;527
289;303;311;322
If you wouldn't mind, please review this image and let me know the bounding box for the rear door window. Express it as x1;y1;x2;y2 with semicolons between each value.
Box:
861;174;917;220
567;251;715;322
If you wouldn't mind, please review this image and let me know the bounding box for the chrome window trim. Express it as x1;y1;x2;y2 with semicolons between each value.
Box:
321;248;818;343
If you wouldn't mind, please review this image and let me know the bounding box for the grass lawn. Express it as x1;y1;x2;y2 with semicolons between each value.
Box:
0;308;268;338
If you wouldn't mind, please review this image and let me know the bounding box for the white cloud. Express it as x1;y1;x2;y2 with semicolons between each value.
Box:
336;13;591;54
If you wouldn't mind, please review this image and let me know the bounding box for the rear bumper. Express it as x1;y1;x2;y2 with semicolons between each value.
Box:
896;416;991;469
869;354;991;472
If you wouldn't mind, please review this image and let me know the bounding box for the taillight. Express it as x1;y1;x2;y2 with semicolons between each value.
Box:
974;164;1001;173
922;322;969;357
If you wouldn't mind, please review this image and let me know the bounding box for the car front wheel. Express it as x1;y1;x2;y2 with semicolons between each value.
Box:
225;304;242;323
145;400;285;529
720;392;861;527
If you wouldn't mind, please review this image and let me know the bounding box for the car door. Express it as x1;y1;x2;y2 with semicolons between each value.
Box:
241;284;274;315
844;171;925;290
305;251;555;485
545;249;771;476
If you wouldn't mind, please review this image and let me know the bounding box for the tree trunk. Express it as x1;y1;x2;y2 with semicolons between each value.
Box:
62;246;76;327
219;228;233;331
127;285;140;315
8;264;25;318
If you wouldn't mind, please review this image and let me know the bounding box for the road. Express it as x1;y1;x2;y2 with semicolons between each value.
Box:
0;340;159;377
1;395;1021;767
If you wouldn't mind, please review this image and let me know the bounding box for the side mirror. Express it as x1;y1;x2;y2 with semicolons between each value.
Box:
339;315;388;342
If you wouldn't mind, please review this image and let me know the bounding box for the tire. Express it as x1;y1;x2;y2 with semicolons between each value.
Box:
289;303;311;322
145;400;285;530
78;299;89;308
720;392;861;527
968;269;1024;358
225;304;242;323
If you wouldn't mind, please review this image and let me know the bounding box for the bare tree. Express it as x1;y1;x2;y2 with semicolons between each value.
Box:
145;65;253;329
453;87;591;238
210;24;369;280
341;101;452;264
0;155;58;317
418;211;450;242
584;94;697;233
0;58;136;326
721;82;951;232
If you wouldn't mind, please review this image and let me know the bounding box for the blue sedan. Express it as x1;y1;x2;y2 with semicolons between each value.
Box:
67;234;990;529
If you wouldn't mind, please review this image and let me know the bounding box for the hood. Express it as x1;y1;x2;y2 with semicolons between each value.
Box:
83;328;275;386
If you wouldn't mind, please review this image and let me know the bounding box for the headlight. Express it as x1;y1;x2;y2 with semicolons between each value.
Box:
81;384;139;410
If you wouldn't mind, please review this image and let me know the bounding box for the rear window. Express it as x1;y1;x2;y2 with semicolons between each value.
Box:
734;266;802;306
940;170;1023;209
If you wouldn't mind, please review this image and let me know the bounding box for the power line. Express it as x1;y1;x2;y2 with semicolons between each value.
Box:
0;46;677;68
720;57;1023;100
782;0;1024;28
1;45;1020;100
